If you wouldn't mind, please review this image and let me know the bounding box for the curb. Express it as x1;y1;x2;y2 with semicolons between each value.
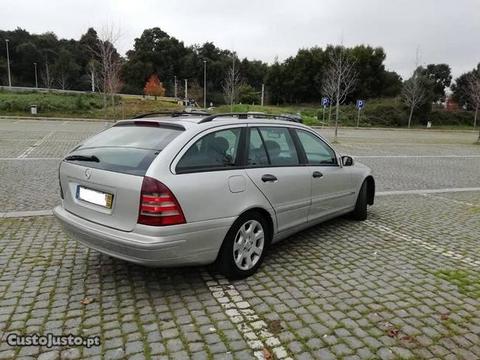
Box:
0;115;115;122
311;126;478;133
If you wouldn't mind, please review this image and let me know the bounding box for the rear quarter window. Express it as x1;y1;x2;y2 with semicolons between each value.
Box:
176;128;242;173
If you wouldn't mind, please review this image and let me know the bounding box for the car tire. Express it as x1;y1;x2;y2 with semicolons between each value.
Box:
216;211;270;279
351;181;368;221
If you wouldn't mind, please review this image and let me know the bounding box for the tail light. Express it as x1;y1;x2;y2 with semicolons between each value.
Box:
137;176;186;226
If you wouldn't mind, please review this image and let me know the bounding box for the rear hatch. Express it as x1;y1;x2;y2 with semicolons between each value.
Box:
59;122;183;231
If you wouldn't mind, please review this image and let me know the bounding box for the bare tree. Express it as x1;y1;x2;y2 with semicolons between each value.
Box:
321;70;337;125
87;60;97;92
89;25;123;116
41;56;54;89
467;72;480;133
402;69;426;128
323;46;357;141
222;53;241;111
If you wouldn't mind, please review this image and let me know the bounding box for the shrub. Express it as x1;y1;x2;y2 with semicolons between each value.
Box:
429;110;475;126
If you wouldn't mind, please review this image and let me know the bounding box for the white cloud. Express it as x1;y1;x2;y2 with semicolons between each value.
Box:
1;0;479;78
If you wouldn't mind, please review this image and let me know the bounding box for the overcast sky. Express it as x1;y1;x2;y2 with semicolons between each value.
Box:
2;0;479;79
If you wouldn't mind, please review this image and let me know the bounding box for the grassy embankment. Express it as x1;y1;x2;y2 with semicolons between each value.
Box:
0;91;180;120
214;100;478;129
0;90;477;130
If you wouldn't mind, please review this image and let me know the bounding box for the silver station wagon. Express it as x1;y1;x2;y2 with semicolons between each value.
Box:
54;112;375;278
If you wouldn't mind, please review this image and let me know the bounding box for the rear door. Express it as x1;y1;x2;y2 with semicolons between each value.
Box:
60;123;183;231
245;126;311;233
170;125;248;223
294;129;355;222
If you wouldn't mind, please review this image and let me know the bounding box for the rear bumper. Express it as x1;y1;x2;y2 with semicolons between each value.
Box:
53;205;234;267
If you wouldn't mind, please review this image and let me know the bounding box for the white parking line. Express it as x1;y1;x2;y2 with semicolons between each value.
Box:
422;193;477;207
377;187;480;196
364;221;480;268
202;272;291;360
16;131;56;158
355;155;480;158
0;157;62;161
0;210;53;218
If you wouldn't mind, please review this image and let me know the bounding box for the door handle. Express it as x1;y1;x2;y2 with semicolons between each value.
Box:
312;171;323;178
261;174;278;183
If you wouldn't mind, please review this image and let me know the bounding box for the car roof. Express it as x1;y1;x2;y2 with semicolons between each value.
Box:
114;114;309;131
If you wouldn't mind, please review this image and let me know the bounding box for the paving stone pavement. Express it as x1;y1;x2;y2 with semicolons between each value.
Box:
0;193;479;359
0;118;479;359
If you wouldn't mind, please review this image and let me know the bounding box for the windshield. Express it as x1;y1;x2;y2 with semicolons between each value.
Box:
65;124;183;176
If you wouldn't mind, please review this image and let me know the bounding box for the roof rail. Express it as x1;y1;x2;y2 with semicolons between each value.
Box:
198;112;303;124
133;110;210;119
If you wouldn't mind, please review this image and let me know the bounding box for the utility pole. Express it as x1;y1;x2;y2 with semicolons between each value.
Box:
230;52;235;111
174;75;177;98
203;60;207;109
33;62;38;88
184;79;188;100
261;83;265;106
91;69;95;92
5;39;12;87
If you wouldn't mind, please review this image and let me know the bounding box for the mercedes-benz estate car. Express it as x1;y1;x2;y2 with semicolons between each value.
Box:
54;112;375;279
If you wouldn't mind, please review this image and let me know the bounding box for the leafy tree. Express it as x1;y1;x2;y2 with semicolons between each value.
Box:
0;27;112;90
349;45;388;100
381;71;403;97
144;74;165;99
419;64;452;102
122;27;188;94
53;47;80;89
266;45;401;105
452;64;480;109
238;84;259;104
265;58;286;104
239;59;267;89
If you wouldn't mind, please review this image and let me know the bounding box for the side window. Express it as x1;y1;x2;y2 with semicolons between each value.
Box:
258;127;300;166
176;128;241;172
247;128;269;166
296;130;337;165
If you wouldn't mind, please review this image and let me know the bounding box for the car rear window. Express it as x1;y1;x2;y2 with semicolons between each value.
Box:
65;124;182;176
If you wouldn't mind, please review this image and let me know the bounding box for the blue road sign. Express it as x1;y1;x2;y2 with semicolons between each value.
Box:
356;100;365;109
322;97;330;107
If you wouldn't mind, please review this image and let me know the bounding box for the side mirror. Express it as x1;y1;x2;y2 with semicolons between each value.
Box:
342;156;354;166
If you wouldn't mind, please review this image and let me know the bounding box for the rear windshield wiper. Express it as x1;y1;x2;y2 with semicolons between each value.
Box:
64;154;100;162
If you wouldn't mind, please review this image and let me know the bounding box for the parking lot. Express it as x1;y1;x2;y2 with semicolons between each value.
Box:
1;118;480;360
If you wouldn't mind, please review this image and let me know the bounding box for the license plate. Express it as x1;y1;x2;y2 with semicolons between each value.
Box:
77;186;113;209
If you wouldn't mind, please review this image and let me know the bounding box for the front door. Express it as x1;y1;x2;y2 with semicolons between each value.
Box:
294;129;355;222
245;126;311;233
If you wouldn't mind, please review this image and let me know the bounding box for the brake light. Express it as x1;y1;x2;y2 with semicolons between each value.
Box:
137;177;186;226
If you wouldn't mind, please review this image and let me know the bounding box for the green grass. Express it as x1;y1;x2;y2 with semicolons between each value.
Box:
0;90;181;119
434;269;480;298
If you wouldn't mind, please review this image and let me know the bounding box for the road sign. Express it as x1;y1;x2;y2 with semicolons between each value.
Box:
356;100;365;128
322;97;330;107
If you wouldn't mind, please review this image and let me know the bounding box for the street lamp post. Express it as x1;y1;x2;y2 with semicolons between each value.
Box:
174;75;177;98
5;39;12;87
33;62;38;88
203;60;207;109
